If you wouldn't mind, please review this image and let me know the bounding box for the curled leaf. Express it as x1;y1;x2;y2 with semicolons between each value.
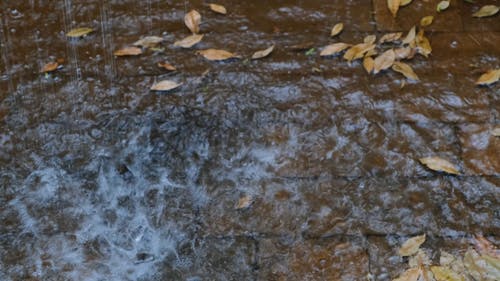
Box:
209;3;227;15
343;43;376;62
113;46;142;56
393;267;421;281
252;45;274;60
150;80;182;91
379;32;403;44
197;49;239;61
363;56;374;73
173;34;204;48
157;61;176;71
420;16;434;27
437;1;450;12
399;234;426;257
66;27;93;38
185;9;201;34
40;62;58;73
388;0;401;18
402;26;417;45
419;157;459;175
392;61;419;81
330;22;344;37
476;69;500;86
133;36;164;48
472;5;499;18
236;195;253;209
416;29;432;57
320;42;351;57
373;49;396;74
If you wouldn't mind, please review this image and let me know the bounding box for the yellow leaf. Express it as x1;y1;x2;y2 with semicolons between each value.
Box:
157;61;176;71
373;49;396;74
379;32;403;44
416;30;432;57
394;47;416;60
437;1;450;12
393;267;421;281
472;5;499;18
400;0;413;6
66;27;93;38
431;266;464;281
113;46;143;56
363;56;374;73
133;36;164;48
463;249;498;281
209;3;227;15
399;234;426;257
185;9;201;34
402;26;417;45
197;49;239;61
40;62;58;73
365;49;378;57
320;42;351;56
476;69;500;86
388;0;401;18
409;249;431;268
330;22;344;37
364;35;377;44
236;195;253;209
173;34;204;48
419;157;460;175
150;80;182;91
343;43;376;62
420;16;434;27
392;61;419;81
252;45;275;59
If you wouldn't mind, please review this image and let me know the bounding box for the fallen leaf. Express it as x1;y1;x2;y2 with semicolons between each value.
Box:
363;56;374;73
150;80;182;91
476;69;500;85
463;249;493;281
40;62;58;73
394;47;416;60
473;234;500;259
343;43;376;61
157;61;176;71
252;45;274;59
416;29;432;57
388;0;401;18
409;249;431;268
364;34;377;44
437;1;450;12
236;195;252;209
399;234;427;257
330;22;344;37
419;157;459;175
173;34;204;48
400;0;413;6
420;16;434;27
113;46;142;56
430;266;463;281
66;27;93;38
472;5;499;18
393;267;421;281
379;32;403;44
492;127;500;137
133;36;164;48
197;49;239;61
209;3;227;15
185;9;201;34
373;49;396;74
392;61;419;81
402;26;417;45
365;49;378;57
320;42;351;56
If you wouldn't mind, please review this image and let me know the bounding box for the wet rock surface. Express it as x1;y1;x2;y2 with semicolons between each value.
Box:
0;0;499;280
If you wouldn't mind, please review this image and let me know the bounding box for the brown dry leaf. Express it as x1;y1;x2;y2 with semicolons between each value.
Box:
388;0;401;18
343;43;376;61
150;80;182;91
373;49;396;74
437;1;450;12
393;267;421;281
379;32;403;44
364;34;377;44
409;249;431;268
392;61;419;81
399;234;427;257
402;26;417;45
363;56;375;73
419;157;459;175
476;69;500;86
430;266;463;281
394;47;416;60
174;34;204;48
114;46;143;56
66;27;93;38
420;16;434;27
252;45;275;59
209;3;227;15
236;195;252;209
492;127;500;137
473;235;500;259
185;9;201;34
472;5;499;18
133;36;164;48
400;0;412;6
40;62;58;73
320;42;351;56
157;61;176;71
197;49;239;61
330;22;344;37
416;29;432;57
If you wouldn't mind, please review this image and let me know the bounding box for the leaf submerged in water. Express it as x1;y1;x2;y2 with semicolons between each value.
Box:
197;49;239;61
330;22;344;37
113;47;142;56
209;3;227;15
185;9;201;34
472;5;499;18
420;16;434;27
133;36;164;48
40;62;59;73
388;0;401;18
157;61;176;71
419;157;460;175
66;27;93;38
173;34;204;48
437;1;450;12
251;45;274;59
320;42;351;56
150;80;182;91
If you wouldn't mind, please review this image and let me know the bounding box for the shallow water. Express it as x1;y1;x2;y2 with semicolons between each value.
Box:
0;0;499;280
